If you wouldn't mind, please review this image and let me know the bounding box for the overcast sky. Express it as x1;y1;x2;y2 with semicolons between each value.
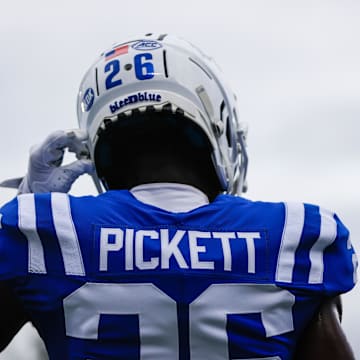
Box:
0;0;359;358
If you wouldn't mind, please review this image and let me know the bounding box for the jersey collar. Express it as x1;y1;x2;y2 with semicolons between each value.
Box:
130;183;209;213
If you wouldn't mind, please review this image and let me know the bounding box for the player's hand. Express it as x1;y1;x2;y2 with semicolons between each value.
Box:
18;130;94;194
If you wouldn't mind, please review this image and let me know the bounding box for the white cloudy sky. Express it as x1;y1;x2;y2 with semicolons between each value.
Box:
0;0;359;358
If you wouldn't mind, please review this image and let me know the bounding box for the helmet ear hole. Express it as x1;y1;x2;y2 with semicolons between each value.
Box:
225;116;232;147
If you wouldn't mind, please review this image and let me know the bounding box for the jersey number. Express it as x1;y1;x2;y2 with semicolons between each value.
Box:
63;282;294;360
105;53;154;90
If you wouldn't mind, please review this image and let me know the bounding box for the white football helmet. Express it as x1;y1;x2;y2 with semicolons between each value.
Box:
77;33;248;194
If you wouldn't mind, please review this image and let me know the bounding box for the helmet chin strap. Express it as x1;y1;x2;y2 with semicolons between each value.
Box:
92;173;104;193
236;126;249;194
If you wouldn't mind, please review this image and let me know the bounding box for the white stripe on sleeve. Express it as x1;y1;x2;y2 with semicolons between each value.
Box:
18;194;47;274
51;193;85;276
308;208;337;284
275;202;305;283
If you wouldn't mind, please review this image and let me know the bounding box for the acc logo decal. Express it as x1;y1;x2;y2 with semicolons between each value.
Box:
132;40;162;51
82;88;95;112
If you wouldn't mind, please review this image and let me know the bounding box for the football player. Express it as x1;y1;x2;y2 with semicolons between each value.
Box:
0;34;357;359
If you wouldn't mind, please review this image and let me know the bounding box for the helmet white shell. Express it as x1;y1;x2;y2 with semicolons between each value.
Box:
77;33;248;194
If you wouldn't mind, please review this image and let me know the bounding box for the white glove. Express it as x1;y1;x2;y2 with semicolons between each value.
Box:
18;130;94;194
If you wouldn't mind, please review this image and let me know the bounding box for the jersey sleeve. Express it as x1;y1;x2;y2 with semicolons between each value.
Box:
275;202;357;297
322;212;357;296
0;196;29;280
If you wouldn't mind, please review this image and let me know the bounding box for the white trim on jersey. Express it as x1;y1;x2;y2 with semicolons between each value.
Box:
275;202;305;283
308;208;337;284
17;194;47;274
51;193;85;276
130;183;209;213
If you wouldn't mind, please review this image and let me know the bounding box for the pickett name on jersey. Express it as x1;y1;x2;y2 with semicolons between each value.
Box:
96;226;266;274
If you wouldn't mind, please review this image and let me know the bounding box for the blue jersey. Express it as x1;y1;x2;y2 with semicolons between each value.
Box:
0;190;356;359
